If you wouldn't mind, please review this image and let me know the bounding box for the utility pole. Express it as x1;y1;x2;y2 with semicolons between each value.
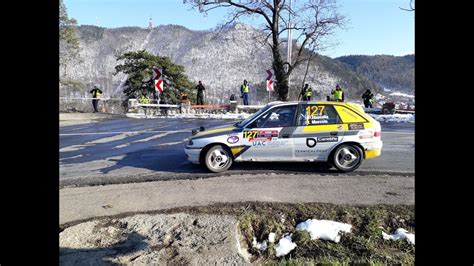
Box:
287;0;293;94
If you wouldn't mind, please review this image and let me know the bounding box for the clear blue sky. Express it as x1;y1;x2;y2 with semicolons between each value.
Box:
64;0;414;58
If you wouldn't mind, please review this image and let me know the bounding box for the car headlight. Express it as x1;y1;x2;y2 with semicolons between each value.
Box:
188;139;194;145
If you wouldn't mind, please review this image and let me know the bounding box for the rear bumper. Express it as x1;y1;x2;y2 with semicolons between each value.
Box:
184;147;202;164
363;140;383;159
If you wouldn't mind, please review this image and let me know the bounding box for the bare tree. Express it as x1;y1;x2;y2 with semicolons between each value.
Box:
184;0;345;101
400;0;414;11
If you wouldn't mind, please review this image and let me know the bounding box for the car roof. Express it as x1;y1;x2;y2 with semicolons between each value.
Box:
269;101;355;106
269;101;365;113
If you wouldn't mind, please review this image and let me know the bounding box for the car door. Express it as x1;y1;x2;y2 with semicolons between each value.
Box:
241;104;297;161
292;103;344;161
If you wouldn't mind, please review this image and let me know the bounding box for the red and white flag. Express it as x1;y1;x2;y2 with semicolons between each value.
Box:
266;70;273;91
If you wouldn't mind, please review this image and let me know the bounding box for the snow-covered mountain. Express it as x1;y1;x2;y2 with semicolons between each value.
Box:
60;23;381;104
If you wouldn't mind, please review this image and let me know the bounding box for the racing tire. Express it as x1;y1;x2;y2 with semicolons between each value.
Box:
331;144;363;172
204;145;233;173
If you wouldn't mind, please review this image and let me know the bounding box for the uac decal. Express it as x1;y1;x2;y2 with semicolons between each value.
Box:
252;141;267;147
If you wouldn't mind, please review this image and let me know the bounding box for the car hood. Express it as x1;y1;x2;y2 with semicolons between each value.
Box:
192;125;241;139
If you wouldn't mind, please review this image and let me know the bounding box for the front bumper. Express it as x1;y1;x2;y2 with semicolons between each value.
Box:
184;146;202;164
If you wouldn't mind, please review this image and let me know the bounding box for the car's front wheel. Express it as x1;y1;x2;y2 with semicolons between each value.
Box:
204;145;233;173
332;144;363;172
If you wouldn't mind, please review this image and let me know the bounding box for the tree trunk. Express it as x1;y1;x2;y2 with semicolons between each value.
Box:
272;45;289;101
271;0;289;101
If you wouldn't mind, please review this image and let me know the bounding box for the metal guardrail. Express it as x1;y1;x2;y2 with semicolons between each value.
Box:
60;97;119;100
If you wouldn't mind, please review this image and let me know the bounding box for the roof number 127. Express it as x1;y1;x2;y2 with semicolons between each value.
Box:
306;105;325;117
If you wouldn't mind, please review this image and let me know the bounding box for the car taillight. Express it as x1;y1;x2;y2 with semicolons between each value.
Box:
374;131;381;137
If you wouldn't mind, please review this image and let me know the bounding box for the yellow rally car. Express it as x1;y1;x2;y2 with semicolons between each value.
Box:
184;101;382;173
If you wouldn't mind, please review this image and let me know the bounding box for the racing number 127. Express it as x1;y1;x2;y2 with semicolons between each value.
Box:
306;105;325;117
243;131;258;138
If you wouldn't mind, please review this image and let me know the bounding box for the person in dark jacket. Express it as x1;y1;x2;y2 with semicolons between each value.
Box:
195;81;205;105
90;85;103;113
362;89;374;108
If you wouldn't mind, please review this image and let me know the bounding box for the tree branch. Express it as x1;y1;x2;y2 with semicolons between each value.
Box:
399;0;414;11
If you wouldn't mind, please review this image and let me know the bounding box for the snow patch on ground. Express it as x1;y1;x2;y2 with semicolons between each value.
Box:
382;228;415;245
275;234;297;257
369;113;415;123
252;237;268;251
390;92;415;98
296;219;352;243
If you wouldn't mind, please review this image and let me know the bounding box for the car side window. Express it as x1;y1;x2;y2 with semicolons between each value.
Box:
298;104;340;126
253;105;297;128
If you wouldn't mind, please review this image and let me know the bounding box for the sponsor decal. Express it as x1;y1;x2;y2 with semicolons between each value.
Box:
227;135;239;144
252;141;267;147
258;130;279;138
295;149;316;154
308;120;329;125
317;136;338;142
309;115;329;120
337;125;344;131
348;123;364;130
244;130;279;141
306;138;317;148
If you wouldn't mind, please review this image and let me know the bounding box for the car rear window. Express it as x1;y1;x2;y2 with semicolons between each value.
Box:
298;104;340;126
333;105;368;123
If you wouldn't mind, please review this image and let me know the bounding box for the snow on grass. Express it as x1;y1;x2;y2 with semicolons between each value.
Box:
252;237;268;251
275;233;297;257
296;219;352;243
369;113;415;123
382;228;415;245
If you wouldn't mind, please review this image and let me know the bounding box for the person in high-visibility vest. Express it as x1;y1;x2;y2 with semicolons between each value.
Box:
139;93;150;104
90;85;103;113
240;79;250;105
331;84;344;102
300;84;312;101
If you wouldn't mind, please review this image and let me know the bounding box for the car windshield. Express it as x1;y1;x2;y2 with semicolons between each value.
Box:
234;105;272;128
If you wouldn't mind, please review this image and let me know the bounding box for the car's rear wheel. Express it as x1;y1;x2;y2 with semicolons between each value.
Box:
204;145;233;173
332;144;363;172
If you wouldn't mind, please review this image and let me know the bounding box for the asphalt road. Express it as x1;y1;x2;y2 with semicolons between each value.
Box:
59;116;414;187
60;173;414;225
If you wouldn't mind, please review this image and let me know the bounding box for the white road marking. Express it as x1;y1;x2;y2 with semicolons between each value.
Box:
60;145;88;152
114;132;173;149
60;154;84;160
61;133;138;152
154;139;187;147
